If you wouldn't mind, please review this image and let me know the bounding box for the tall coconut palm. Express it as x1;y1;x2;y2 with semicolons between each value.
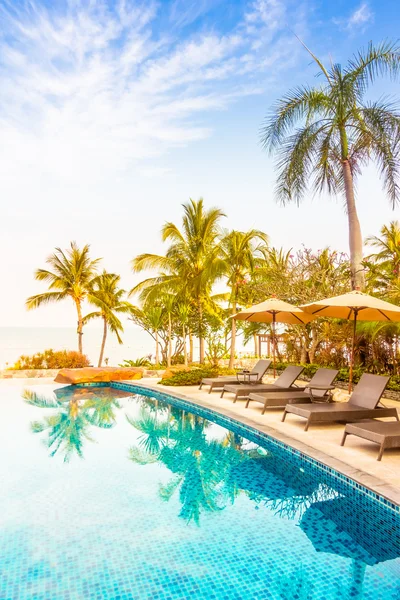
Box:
26;242;100;353
85;271;134;367
132;199;226;362
261;41;400;290
220;230;269;368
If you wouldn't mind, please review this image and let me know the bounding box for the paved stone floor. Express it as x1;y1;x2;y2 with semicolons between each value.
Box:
134;377;400;506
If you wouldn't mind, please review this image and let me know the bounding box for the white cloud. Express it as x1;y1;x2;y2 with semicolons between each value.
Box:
0;0;305;186
334;2;374;31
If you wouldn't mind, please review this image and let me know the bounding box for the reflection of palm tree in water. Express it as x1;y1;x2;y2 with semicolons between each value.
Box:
128;403;246;524
127;400;326;524
23;389;120;462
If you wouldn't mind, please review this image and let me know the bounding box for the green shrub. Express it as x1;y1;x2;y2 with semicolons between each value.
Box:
159;365;237;386
12;349;90;370
119;357;151;367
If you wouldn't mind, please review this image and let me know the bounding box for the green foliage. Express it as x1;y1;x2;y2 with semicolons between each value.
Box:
12;349;90;370
159;365;236;386
119;357;152;367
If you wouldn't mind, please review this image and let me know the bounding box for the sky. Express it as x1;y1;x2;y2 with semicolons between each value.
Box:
1;0;400;329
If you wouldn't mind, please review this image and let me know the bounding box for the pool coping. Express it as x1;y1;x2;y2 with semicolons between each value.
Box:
111;379;400;510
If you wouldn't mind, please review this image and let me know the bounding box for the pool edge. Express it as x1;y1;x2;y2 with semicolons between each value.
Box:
110;380;400;510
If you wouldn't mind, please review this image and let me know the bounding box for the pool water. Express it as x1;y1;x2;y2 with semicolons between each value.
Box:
0;382;399;600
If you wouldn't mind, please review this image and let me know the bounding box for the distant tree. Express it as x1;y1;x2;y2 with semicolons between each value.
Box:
26;242;100;353
220;229;269;368
132;199;226;362
85;271;134;367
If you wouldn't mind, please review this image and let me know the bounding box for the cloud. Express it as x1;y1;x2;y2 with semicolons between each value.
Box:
0;0;303;186
334;2;374;31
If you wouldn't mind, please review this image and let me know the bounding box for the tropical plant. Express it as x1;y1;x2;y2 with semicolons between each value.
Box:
85;271;134;366
365;220;400;300
131;198;226;363
220;229;269;368
261;41;400;290
26;242;100;353
119;357;152;367
12;349;90;370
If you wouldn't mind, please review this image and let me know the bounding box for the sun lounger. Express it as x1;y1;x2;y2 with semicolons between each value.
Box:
245;368;339;414
282;373;398;431
221;365;304;403
199;359;271;393
341;421;400;461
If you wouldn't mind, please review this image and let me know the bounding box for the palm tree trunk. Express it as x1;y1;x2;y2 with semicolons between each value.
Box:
155;330;160;366
342;159;365;290
189;331;193;363
167;313;172;368
98;316;107;367
198;300;205;364
183;324;188;367
75;300;84;354
253;333;258;356
229;293;237;370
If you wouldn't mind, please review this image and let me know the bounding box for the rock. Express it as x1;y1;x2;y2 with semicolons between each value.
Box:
55;367;144;385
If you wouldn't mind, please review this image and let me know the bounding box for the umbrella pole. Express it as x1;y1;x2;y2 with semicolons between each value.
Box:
349;310;358;393
273;313;276;378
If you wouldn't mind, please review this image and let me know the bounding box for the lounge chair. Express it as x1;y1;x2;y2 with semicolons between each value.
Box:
282;373;398;431
341;421;400;461
245;368;339;414
221;365;305;403
199;359;271;393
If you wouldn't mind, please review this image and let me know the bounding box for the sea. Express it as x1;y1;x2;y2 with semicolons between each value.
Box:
0;327;156;369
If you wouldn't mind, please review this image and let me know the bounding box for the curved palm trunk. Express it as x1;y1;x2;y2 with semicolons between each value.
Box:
182;324;188;367
75;299;84;354
167;313;172;368
342;159;365;290
155;330;160;365
98;315;107;367
189;331;193;363
229;293;237;370
198;300;205;364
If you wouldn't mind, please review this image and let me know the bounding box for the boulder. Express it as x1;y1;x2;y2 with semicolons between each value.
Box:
55;367;144;385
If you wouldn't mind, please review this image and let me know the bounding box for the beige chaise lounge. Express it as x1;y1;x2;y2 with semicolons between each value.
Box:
281;373;398;431
245;368;339;414
341;421;400;461
221;365;304;403
199;359;271;393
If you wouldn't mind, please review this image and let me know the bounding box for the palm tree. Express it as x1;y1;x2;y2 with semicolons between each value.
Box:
365;221;400;299
85;271;134;367
23;389;113;462
220;229;269;368
132;199;226;362
261;41;400;290
175;302;191;366
26;242;100;353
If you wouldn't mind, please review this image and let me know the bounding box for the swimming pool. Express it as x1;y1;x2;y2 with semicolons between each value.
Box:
1;381;399;599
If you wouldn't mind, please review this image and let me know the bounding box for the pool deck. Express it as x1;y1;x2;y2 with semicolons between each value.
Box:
127;377;400;507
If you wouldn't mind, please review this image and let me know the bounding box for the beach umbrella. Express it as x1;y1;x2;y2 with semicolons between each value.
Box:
301;290;400;391
233;298;315;376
